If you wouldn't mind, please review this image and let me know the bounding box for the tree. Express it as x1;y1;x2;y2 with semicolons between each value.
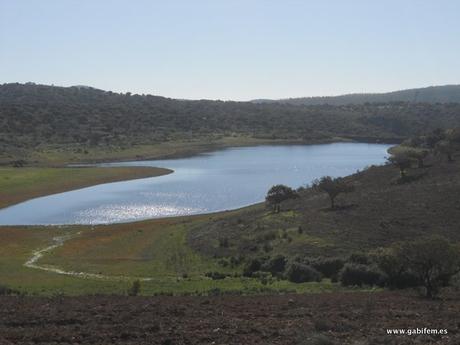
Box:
406;148;429;168
372;246;419;289
425;128;446;148
265;184;298;212
399;236;460;298
388;152;412;178
313;176;354;209
446;127;460;143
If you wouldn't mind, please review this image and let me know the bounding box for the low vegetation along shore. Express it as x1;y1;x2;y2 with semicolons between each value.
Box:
0;166;172;209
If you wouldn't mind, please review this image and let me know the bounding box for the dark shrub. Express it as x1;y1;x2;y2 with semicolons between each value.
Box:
286;263;322;283
243;258;263;277
262;255;287;274
207;288;222;296
391;272;420;289
262;242;273;252
262;230;278;241
339;263;383;287
218;258;229;267
229;256;242;267
218;237;229;248
0;285;16;296
310;257;345;278
348;252;370;265
205;272;227;280
128;280;141;296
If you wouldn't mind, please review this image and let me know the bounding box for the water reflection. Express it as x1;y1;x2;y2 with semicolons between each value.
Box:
0;143;391;225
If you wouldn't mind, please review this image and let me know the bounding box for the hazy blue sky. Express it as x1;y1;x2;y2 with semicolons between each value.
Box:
1;0;459;100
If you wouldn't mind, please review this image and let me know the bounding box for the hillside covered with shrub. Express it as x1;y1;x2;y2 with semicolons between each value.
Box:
187;129;460;296
2;83;460;163
253;84;460;105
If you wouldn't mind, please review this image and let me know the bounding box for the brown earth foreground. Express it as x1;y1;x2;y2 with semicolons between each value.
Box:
0;291;459;345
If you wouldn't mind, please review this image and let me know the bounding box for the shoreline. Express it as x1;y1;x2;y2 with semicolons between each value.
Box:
0;166;173;210
0;140;395;222
2;136;401;167
66;137;401;165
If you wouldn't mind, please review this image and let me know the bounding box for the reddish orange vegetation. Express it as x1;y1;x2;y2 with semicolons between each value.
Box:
0;227;64;257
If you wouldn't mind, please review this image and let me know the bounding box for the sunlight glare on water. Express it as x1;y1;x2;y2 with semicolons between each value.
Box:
0;143;391;225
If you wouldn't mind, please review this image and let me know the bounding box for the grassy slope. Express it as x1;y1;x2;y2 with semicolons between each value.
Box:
0;216;348;295
0;166;171;209
187;151;460;260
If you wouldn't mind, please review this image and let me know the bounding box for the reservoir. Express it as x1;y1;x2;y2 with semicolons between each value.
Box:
0;143;391;225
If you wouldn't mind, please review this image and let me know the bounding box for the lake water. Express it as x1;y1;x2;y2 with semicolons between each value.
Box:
0;143;391;225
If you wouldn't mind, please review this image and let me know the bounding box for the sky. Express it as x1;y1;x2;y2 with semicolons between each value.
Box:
1;0;459;101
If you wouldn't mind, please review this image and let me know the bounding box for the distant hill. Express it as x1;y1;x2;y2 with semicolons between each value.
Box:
252;85;460;105
2;83;460;164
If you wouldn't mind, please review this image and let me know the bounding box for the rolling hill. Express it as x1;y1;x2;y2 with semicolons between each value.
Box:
252;85;460;105
2;83;460;164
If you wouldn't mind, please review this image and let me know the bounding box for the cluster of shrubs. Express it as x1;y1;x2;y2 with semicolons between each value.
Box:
219;250;405;288
205;271;229;280
210;236;459;298
242;255;337;284
0;284;19;296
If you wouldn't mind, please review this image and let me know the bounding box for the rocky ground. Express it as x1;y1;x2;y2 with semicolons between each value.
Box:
0;291;459;345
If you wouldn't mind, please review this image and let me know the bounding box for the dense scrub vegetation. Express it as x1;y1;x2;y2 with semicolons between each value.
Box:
2;83;460;163
253;84;460;105
188;129;460;297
